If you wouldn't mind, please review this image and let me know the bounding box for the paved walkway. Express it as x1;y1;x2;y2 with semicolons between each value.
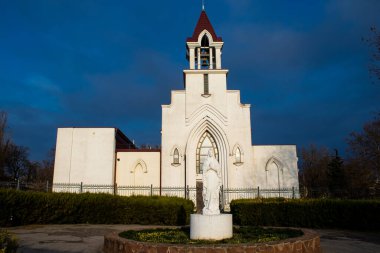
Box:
5;225;380;253
316;229;380;253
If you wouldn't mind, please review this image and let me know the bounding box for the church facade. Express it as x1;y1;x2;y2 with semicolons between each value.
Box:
53;10;299;204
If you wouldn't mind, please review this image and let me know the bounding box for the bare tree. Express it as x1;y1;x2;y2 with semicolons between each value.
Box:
345;114;380;198
364;26;380;83
0;111;50;185
299;145;331;198
5;143;29;180
36;148;55;183
0;111;11;180
347;113;380;181
344;159;373;198
25;160;39;183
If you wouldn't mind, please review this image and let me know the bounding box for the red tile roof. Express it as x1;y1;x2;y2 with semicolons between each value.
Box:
187;10;222;42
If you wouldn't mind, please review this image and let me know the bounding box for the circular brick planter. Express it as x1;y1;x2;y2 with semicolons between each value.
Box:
104;228;321;253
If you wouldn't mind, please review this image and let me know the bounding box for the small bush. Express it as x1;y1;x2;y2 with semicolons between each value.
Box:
0;229;18;253
0;190;194;226
230;198;380;230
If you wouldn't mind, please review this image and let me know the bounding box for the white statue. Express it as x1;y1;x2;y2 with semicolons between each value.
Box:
202;149;222;215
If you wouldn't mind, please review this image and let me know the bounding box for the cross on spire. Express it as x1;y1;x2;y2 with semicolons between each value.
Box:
202;0;205;11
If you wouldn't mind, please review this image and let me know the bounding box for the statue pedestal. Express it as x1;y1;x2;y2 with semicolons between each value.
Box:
190;214;233;240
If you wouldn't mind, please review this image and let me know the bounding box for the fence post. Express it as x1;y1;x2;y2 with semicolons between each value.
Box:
150;184;153;196
16;179;20;190
80;182;83;193
257;186;260;198
46;181;49;192
114;183;118;195
221;185;224;211
292;186;295;199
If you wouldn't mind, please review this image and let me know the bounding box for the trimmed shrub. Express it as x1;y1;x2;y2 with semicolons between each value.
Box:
0;229;18;253
0;190;194;226
230;198;380;230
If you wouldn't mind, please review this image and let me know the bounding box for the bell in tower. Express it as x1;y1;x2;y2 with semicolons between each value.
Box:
186;10;224;70
200;35;210;67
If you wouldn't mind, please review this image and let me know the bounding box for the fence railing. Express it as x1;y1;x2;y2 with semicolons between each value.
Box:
0;180;52;192
51;183;299;207
2;180;378;200
223;186;299;201
0;181;300;207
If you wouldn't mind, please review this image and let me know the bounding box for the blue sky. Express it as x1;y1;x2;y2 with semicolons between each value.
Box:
0;0;379;161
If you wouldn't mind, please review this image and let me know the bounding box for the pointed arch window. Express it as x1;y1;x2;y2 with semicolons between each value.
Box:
196;131;219;174
131;159;148;174
233;144;244;165
173;148;180;164
171;146;182;166
265;157;284;189
235;147;241;163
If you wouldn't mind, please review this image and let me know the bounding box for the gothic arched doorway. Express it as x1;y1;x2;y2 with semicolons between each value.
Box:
185;117;230;211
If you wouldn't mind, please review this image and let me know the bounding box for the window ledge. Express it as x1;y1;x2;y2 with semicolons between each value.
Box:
171;163;181;167
201;94;211;98
233;162;243;166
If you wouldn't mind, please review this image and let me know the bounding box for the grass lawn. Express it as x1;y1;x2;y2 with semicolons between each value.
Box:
119;226;303;244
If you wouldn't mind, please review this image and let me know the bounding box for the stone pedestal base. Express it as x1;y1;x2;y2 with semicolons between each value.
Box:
190;214;233;240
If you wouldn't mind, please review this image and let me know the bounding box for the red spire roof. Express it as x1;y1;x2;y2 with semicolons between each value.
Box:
187;10;222;42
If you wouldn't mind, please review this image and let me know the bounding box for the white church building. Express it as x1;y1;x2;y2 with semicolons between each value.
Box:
53;10;299;206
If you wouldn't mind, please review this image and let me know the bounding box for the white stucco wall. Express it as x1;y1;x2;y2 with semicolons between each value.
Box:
53;128;116;185
116;151;160;187
161;69;255;189
252;145;299;189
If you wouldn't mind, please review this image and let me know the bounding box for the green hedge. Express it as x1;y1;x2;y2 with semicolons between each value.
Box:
0;229;18;253
230;198;380;230
0;190;194;227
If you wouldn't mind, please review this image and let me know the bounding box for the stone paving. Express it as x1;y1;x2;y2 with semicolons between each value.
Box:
5;225;380;253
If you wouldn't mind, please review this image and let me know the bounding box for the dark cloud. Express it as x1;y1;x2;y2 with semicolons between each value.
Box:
221;0;380;156
0;0;379;160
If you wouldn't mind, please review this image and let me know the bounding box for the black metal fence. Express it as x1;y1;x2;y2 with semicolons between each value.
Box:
51;183;299;207
0;180;52;192
299;184;380;199
2;180;378;202
0;180;301;207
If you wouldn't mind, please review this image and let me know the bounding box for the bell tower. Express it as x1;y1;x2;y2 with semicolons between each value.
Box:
186;10;224;70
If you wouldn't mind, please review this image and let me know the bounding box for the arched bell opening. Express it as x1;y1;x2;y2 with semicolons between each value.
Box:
195;34;216;69
201;34;209;47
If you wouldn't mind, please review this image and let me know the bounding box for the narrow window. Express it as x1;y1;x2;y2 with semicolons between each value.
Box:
235;148;241;163
173;148;179;164
204;74;209;95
